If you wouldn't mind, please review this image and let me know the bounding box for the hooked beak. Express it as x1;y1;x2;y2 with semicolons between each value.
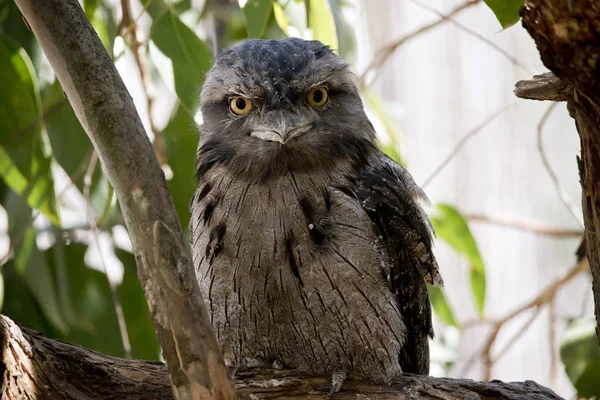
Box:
250;123;313;144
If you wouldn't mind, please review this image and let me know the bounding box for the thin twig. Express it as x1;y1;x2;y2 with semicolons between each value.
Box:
56;149;95;201
405;0;533;75
461;258;588;378
0;211;40;267
467;213;583;238
358;0;481;87
119;0;167;165
537;102;584;227
486;307;539;378
83;152;132;358
1;98;68;150
422;102;515;189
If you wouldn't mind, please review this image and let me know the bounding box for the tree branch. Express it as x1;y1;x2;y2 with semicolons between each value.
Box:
467;213;583;238
12;0;235;398
518;0;600;344
0;314;563;400
358;0;481;88
514;73;571;102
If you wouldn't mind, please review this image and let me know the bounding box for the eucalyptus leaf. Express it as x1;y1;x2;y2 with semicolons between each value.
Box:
308;0;338;49
150;11;213;112
15;228;69;333
0;35;59;225
483;0;523;29
243;0;273;38
116;248;161;360
427;285;458;328
2;261;60;335
54;243;126;357
273;2;291;36
163;105;197;232
561;318;600;398
431;203;486;316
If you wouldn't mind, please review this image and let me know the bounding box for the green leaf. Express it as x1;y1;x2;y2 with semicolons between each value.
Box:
150;11;213;112
0;2;41;70
427;285;458;328
276;0;307;36
5;187;32;240
42;80;103;192
308;0;338;49
273;2;291;36
2;261;60;335
0;35;39;179
92;4;119;57
561;318;600;398
53;243;126;357
83;0;99;20
431;203;486;316
0;35;59;225
363;88;405;167
51;233;94;332
483;0;523;29
116;248;160;360
15;228;69;333
243;0;273;38
163;106;197;232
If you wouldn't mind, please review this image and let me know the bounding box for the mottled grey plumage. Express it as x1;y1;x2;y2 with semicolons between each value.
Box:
190;38;442;387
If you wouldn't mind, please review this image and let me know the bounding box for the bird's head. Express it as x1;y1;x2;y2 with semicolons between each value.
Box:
197;38;376;181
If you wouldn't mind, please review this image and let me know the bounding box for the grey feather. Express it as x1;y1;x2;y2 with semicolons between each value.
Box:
190;38;441;384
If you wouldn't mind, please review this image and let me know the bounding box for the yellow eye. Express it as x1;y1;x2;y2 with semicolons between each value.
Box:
230;96;253;115
307;86;329;108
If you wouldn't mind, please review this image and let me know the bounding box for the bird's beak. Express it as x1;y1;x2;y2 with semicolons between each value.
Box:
251;124;312;144
251;110;313;144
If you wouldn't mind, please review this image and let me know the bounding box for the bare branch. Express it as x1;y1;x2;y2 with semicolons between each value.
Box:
405;0;533;74
462;258;588;379
119;0;167;165
83;152;132;358
359;0;481;88
537;102;584;227
467;213;583;238
0;314;564;400
12;1;235;398
514;73;571;102
421;102;514;189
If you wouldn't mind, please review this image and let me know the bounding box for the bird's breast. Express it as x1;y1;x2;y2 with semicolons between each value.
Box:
190;168;405;381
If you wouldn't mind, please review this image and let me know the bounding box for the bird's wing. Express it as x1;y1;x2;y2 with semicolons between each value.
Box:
337;153;441;375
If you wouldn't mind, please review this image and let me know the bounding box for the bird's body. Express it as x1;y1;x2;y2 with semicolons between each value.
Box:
191;38;441;387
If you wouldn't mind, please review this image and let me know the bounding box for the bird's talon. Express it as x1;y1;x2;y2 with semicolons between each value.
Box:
329;369;346;397
241;356;269;370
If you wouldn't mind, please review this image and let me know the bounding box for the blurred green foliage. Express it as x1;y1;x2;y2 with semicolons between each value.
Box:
2;2;594;397
561;318;600;398
483;0;524;29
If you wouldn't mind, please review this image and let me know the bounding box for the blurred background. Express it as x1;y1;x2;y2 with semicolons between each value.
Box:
0;0;597;398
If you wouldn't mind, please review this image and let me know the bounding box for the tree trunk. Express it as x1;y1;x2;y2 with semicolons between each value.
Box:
2;0;591;398
11;0;236;399
0;315;562;400
517;0;600;343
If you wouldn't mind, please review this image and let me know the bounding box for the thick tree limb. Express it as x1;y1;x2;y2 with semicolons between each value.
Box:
514;73;570;102
0;315;563;400
517;0;600;344
11;0;235;398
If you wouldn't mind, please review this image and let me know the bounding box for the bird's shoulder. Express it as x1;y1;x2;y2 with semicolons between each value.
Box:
334;152;442;287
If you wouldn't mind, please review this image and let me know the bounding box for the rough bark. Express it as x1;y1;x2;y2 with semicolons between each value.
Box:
11;0;235;399
0;315;562;400
516;0;600;343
